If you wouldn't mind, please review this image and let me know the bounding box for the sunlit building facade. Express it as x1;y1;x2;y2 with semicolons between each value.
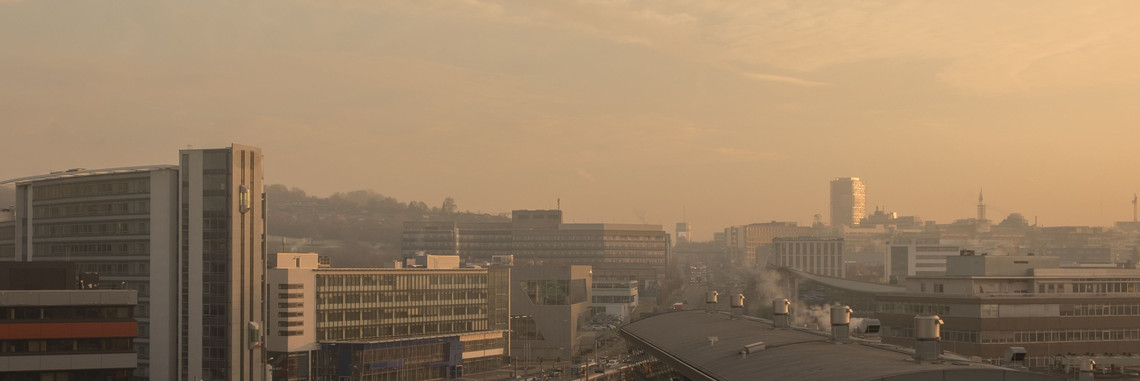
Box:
830;177;866;228
877;254;1140;366
0;166;180;380
266;253;510;381
772;237;845;277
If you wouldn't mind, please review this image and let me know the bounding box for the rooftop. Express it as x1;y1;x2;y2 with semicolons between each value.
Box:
620;311;1059;381
1;165;177;185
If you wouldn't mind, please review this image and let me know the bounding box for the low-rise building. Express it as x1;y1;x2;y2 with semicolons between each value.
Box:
771;237;844;278
877;253;1140;366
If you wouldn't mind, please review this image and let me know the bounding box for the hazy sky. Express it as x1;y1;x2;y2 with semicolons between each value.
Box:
3;1;1140;240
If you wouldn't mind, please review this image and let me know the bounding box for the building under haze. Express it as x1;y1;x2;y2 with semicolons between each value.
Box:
722;222;814;267
0;166;180;379
830;177;866;228
266;253;509;380
403;210;668;293
178;144;267;381
771;236;845;277
887;237;963;284
877;253;1140;366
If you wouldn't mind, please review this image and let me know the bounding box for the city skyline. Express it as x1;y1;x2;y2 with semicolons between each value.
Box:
4;2;1140;240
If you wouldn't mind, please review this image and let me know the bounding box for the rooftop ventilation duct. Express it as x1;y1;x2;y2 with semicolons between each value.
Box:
858;318;881;337
772;299;790;328
831;306;853;342
1079;359;1095;381
914;315;944;363
730;294;745;319
706;291;719;313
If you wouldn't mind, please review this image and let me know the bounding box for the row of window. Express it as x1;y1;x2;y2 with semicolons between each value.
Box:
883;326;1140;344
33;221;150;238
0;338;133;354
316;273;488;289
316;305;488;326
0;306;133;321
318;290;488;307
33;200;150;219
317;320;489;341
32;178;151;200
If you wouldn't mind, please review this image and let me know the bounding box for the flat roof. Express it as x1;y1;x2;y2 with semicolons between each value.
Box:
620;311;1059;381
784;268;906;294
1;165;178;185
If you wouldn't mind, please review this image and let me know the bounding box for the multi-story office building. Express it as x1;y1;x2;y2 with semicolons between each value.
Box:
400;221;512;260
178;144;266;381
590;280;638;322
877;253;1140;366
771;237;845;278
0;289;139;379
722;222;813;266
266;253;509;380
830;177;866;228
403;210;668;293
0;166;179;379
0;262;139;380
674;222;691;244
507;265;592;362
886;238;963;283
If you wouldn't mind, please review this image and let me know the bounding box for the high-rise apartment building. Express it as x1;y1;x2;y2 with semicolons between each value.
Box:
0;166;179;380
178;144;266;381
830;177;866;228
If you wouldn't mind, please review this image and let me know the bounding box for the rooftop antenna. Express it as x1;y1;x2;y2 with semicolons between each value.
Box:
1133;194;1137;222
557;198;560;211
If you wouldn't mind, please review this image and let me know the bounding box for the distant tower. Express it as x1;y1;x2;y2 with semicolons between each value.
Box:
977;189;986;221
1133;194;1137;222
830;177;866;227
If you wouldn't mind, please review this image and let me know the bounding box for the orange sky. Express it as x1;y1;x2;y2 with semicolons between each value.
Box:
2;1;1139;240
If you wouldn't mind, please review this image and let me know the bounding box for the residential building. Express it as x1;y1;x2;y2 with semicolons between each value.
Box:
830;177;866;228
266;253;509;380
178;144;266;381
877;253;1140;366
0;166;179;380
771;237;844;278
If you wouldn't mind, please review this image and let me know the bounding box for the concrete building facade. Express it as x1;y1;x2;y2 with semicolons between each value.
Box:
0;289;139;379
178;144;266;381
877;253;1140;366
771;237;845;278
266;253;510;380
508;265;592;362
0;166;179;380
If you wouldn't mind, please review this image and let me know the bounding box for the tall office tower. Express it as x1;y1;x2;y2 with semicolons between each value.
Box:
675;222;691;244
179;144;265;381
830;177;866;228
0;166;180;380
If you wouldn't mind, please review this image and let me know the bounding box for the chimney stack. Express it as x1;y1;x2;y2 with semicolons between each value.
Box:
914;315;944;362
772;299;790;328
830;306;852;342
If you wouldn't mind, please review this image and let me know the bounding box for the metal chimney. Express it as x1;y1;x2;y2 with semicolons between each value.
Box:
706;291;719;313
730;294;745;319
914;315;944;363
830;306;852;342
772;299;790;328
